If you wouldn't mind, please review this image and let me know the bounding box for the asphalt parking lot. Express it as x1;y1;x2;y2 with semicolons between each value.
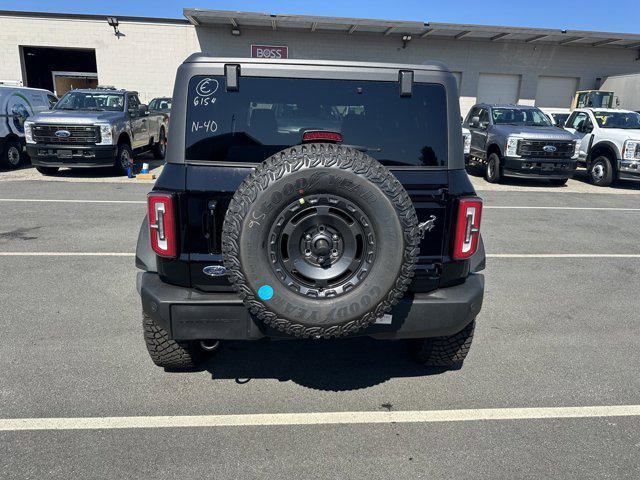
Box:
1;170;639;479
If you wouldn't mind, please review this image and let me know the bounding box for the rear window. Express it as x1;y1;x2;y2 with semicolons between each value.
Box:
185;75;448;167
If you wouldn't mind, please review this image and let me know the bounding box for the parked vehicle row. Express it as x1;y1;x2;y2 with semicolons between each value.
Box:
463;101;640;188
0;84;172;174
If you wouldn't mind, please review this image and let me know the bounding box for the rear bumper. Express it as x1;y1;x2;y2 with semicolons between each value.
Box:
26;144;117;168
503;156;576;179
138;272;484;341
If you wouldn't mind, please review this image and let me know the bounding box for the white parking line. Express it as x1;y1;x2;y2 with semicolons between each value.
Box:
0;252;133;256
1;405;639;432
484;206;640;212
0;198;145;204
487;254;640;258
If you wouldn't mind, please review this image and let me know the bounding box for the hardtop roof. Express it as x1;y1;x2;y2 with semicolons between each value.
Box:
183;54;450;73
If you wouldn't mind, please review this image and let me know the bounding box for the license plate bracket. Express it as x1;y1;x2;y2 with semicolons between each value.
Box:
57;149;72;159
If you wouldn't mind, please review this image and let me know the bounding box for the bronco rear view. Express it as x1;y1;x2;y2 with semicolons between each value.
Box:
135;55;485;370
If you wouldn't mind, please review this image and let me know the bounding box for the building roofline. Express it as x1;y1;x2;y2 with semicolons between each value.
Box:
0;9;189;25
183;8;640;48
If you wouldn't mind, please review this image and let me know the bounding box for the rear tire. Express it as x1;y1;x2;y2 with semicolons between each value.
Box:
2;139;23;169
410;320;475;368
549;178;568;186
485;153;501;183
35;166;59;176
589;155;614;187
152;128;166;160
114;142;134;175
142;312;202;370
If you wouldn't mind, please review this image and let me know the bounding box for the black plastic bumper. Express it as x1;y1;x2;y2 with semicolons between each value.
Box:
503;157;576;179
27;144;117;168
138;272;484;341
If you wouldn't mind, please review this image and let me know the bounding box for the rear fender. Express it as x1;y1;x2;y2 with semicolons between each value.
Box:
469;234;486;273
135;215;157;272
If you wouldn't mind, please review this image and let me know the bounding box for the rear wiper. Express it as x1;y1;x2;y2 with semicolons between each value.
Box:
341;144;383;152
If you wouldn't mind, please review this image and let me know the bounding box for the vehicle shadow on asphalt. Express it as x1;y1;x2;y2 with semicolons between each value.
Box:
198;338;452;391
0;155;164;179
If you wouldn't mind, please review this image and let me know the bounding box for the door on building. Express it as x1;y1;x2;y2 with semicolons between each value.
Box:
20;46;98;95
477;73;521;105
535;76;579;108
51;71;98;97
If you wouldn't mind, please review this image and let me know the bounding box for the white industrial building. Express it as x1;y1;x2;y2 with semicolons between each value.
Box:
1;8;639;114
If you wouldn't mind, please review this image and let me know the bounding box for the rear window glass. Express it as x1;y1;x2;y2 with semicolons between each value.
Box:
185;76;448;167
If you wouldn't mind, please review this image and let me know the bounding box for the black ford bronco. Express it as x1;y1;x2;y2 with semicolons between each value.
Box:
135;55;485;370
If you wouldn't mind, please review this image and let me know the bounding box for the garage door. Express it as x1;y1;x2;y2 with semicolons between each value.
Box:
535;76;579;108
477;73;521;104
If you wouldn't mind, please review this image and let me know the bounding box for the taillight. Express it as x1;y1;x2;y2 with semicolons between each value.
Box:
453;197;483;260
148;192;177;258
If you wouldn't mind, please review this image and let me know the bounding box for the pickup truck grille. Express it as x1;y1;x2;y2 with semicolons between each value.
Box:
517;140;574;158
33;124;101;145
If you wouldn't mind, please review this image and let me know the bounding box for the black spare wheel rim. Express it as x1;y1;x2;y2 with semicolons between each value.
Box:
268;194;376;298
222;144;419;338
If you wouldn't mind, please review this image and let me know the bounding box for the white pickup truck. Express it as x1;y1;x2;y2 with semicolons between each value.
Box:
564;108;640;186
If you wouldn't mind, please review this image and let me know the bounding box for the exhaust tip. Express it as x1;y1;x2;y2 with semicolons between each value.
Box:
200;340;221;352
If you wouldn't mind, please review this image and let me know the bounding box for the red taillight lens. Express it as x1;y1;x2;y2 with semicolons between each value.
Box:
147;192;177;258
453;197;483;260
302;130;343;143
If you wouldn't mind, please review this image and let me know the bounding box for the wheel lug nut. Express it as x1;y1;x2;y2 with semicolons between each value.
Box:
305;234;311;240
332;234;339;241
318;257;324;263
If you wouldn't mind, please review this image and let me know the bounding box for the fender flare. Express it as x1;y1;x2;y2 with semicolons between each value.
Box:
135;215;157;272
469;234;486;273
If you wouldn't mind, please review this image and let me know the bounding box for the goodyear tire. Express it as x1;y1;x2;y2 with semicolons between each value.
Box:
222;144;419;338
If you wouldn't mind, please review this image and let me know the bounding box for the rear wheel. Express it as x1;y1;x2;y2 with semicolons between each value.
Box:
142;312;202;370
485;153;501;183
589;155;614;187
2;139;22;169
114;142;134;175
35;166;59;176
410;320;475;368
152;128;166;160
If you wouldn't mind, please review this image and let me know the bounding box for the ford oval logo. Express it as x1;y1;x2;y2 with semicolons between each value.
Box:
54;130;71;138
203;265;227;277
543;145;557;153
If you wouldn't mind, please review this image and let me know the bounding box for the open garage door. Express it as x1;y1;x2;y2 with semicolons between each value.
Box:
20;46;97;96
535;76;578;108
477;73;521;104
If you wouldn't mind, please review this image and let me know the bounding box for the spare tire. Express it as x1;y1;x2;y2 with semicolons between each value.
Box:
222;143;419;338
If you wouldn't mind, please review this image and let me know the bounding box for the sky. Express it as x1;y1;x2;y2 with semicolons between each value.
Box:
0;0;639;34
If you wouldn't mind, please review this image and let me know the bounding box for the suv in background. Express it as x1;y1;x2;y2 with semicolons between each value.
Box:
149;97;172;115
564;108;640;186
136;55;485;371
24;87;168;176
464;104;578;185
